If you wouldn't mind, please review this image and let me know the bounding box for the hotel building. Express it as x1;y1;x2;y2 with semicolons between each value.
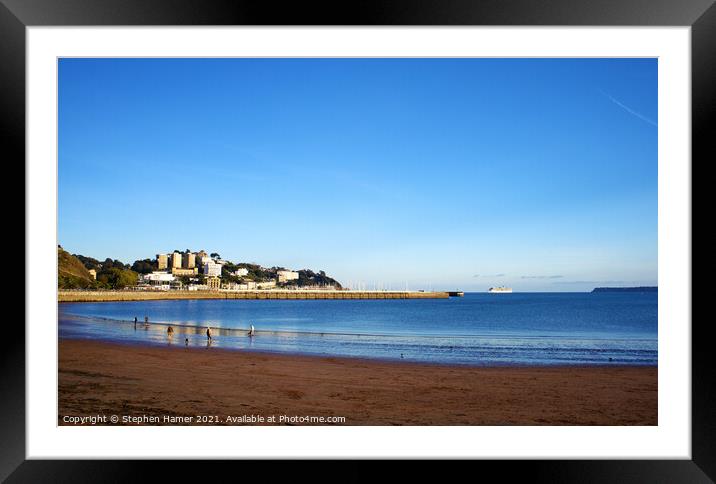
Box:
203;260;223;277
277;270;299;283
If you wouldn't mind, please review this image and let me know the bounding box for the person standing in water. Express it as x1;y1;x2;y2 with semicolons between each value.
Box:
134;317;137;330
249;324;255;337
206;326;212;342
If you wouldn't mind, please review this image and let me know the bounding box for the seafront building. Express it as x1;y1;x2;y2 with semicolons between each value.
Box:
222;280;277;291
182;252;196;269
139;271;176;290
157;251;199;272
203;260;223;277
277;270;299;283
142;271;175;283
206;276;221;290
148;249;304;292
154;250;221;278
172;267;198;276
187;283;209;291
170;252;182;269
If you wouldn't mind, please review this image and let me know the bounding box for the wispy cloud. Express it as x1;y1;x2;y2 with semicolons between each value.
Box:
599;89;657;127
553;280;626;285
521;275;563;279
473;273;505;278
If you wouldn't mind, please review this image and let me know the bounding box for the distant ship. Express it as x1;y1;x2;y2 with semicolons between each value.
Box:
488;286;513;293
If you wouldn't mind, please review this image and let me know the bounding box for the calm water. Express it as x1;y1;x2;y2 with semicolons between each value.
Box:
58;292;657;366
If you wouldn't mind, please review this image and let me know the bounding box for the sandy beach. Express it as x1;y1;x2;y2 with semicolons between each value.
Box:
58;339;657;425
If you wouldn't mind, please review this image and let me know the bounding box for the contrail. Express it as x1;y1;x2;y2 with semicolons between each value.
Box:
599;89;657;127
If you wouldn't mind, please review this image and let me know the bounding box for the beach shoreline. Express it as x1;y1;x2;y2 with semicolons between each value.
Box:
59;338;658;426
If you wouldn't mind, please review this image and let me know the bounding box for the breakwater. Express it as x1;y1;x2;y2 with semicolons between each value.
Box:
58;290;450;302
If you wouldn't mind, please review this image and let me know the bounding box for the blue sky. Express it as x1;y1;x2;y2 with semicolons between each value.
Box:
58;58;657;291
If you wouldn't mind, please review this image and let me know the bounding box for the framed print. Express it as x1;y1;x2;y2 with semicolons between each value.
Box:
5;0;712;479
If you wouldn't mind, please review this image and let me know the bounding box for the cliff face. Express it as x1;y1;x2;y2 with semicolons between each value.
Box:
58;247;94;288
591;287;657;293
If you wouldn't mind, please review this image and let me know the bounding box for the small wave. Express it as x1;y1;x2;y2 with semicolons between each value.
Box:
60;312;656;343
59;314;657;367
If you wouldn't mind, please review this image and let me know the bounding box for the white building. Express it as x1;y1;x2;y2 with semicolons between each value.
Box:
221;282;243;291
142;271;176;284
277;270;299;283
203;260;223;277
187;284;209;291
233;268;249;277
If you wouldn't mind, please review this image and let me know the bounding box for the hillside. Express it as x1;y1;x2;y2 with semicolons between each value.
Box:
225;262;342;288
295;269;342;289
58;247;94;289
58;246;342;290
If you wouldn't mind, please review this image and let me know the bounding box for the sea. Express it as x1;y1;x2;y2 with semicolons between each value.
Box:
58;292;658;366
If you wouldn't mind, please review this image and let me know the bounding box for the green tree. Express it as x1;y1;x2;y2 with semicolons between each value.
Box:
222;274;241;284
131;259;157;274
73;254;102;271
222;262;238;274
97;268;138;289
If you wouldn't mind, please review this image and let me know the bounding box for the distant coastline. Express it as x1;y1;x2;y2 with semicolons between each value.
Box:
591;286;657;293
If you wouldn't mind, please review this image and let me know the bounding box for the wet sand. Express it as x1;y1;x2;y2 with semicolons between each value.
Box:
58;339;657;425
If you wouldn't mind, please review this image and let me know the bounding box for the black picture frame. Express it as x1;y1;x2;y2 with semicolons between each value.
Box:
4;0;710;480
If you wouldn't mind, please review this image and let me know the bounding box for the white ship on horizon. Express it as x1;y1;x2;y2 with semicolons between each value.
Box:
488;286;513;293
